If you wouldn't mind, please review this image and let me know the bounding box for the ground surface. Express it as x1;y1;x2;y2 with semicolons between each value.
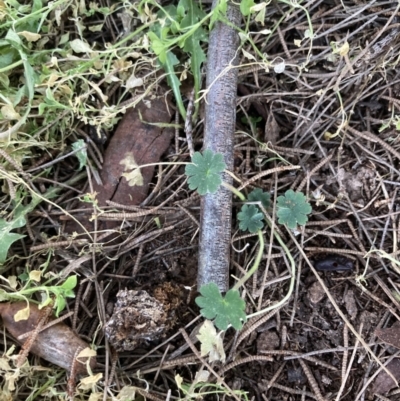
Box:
1;1;400;400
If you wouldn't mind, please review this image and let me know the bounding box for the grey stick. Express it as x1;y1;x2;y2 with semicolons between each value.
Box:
198;1;241;291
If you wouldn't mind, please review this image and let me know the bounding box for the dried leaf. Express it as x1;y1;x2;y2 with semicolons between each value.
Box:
1;104;21;121
242;49;256;61
194;369;210;384
0;357;11;371
375;321;400;349
120;153;144;187
18;31;41;42
93;98;173;206
70;39;93;54
77;347;97;359
78;373;102;390
13;304;30;321
8;276;17;290
66;98;173;236
175;374;183;389
196;320;226;362
373;322;400;393
126;72;143;89
344;289;358;320
29;270;41;282
372;359;400;394
264;111;280;145
117;386;137;401
88;393;103;401
4;371;17;391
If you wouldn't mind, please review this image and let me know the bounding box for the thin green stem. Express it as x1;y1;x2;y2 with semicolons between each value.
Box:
246;221;295;319
222;181;246;201
233;229;264;291
0;60;23;74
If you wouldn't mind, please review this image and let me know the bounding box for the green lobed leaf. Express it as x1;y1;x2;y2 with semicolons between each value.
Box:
0;289;11;302
237;204;264;233
148;31;163;53
5;29;22;50
195;283;247;331
185;149;226;195
0;47;18;69
22;58;35;101
276;189;312;229
248;188;271;209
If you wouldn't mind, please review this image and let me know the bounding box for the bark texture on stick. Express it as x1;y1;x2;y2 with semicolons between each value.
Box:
198;2;241;292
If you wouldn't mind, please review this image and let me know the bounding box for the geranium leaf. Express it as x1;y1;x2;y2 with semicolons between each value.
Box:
237;204;264;233
276;189;312;229
185;149;226;195
248;188;271;208
195;283;247;331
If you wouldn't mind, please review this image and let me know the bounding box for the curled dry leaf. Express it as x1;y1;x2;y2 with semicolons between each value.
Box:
0;302;96;374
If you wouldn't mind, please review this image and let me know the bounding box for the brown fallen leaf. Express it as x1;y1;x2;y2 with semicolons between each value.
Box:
375;321;400;350
373;321;400;394
93;98;174;207
64;97;173;237
0;302;96;374
372;359;400;395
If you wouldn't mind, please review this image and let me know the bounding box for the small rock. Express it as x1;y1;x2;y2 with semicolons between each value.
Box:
257;330;280;352
287;366;306;384
344;289;358;320
308;281;325;304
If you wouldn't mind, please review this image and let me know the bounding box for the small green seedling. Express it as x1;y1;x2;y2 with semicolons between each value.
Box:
185;149;312;330
0;275;77;317
146;0;208;119
237;188;271;233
